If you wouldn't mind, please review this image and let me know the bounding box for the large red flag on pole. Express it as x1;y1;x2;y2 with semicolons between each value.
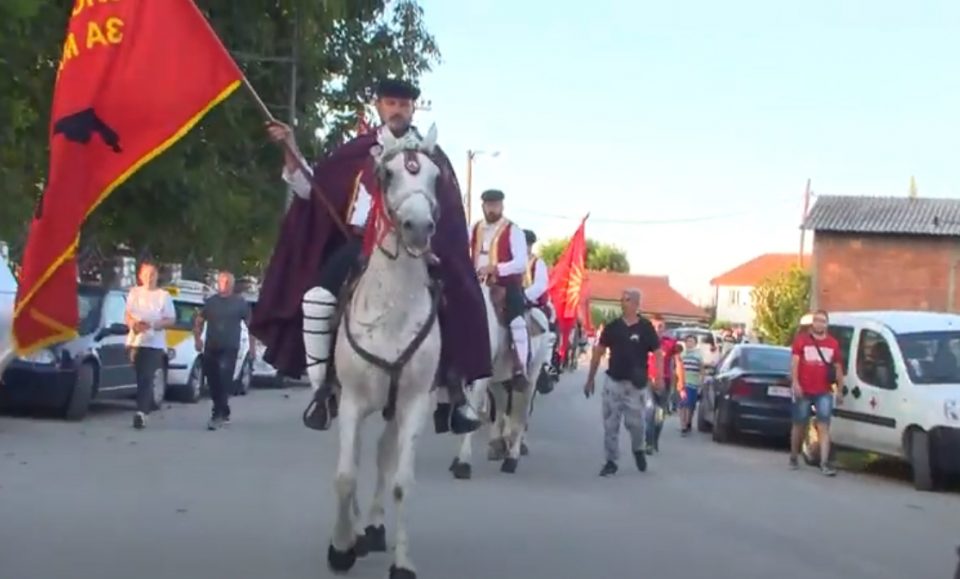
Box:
547;215;589;357
12;0;244;355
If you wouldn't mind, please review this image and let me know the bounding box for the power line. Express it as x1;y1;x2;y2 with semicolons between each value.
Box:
511;203;790;225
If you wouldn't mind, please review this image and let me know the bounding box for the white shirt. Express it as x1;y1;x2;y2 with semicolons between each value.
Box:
472;219;527;277
525;256;549;302
125;286;175;350
282;153;372;228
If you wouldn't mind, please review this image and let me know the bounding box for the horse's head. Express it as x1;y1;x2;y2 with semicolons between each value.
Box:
371;125;441;256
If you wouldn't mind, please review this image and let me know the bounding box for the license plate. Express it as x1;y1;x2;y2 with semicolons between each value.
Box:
767;386;792;398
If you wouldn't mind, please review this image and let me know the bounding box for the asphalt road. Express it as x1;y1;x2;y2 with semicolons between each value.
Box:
1;369;959;579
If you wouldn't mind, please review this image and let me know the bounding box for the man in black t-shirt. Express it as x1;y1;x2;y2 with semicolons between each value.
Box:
585;289;663;477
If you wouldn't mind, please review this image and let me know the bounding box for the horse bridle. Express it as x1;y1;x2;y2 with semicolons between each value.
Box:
373;148;440;261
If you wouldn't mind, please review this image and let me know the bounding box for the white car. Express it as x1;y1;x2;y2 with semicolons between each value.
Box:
669;327;721;369
0;252;16;362
164;281;253;401
801;311;960;491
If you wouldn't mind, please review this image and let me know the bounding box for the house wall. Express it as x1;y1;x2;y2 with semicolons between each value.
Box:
591;299;704;325
811;232;960;312
713;284;755;329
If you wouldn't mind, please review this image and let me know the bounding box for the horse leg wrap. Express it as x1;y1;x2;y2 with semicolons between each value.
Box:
509;316;529;375
303;287;337;392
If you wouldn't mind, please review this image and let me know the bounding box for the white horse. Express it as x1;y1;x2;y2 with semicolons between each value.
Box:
320;126;442;579
450;293;551;478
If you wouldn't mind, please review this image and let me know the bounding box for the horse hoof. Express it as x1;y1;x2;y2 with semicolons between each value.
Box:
520;442;529;456
487;441;506;461
354;533;370;558
389;564;417;579
452;461;472;480
501;458;519;474
364;524;387;552
327;544;357;572
448;457;459;472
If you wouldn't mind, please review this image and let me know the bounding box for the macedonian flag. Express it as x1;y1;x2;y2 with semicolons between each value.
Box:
547;215;590;357
13;0;243;355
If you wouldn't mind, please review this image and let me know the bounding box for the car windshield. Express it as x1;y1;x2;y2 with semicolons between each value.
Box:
897;331;960;384
173;300;202;331
77;288;104;335
741;348;791;373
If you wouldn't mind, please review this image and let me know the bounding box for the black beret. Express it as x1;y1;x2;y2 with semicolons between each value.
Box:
376;78;421;100
480;189;505;202
524;229;537;245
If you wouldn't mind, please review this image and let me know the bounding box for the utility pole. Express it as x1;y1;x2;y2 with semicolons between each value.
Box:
799;178;812;267
466;150;475;224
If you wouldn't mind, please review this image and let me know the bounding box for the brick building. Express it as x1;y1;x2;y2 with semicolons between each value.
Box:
586;270;707;325
802;195;960;312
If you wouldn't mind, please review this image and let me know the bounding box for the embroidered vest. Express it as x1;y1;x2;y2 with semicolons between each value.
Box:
524;256;549;306
471;219;520;286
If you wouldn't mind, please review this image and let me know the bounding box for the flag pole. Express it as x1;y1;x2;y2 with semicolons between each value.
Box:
238;77;353;239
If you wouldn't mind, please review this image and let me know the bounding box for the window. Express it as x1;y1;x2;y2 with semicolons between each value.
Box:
897;331;960;385
828;325;854;374
855;329;897;390
728;289;740;306
173;301;202;331
101;293;126;326
742;347;791;373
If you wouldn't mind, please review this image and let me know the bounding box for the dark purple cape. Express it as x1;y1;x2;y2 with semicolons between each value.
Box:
250;130;493;384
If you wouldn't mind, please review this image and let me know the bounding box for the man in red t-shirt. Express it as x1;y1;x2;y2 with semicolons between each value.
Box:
789;309;845;475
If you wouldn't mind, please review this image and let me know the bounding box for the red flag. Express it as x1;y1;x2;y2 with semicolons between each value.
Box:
13;0;243;355
547;215;589;357
580;276;595;336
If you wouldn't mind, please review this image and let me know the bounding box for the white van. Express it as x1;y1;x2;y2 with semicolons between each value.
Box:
164;281;252;402
801;311;960;491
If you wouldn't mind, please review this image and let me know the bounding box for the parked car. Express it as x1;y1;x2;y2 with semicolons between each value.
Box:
0;252;15;359
666;327;720;369
800;311;960;491
697;343;793;442
0;285;168;419
164;281;253;402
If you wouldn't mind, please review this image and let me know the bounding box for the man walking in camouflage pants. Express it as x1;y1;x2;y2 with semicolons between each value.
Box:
584;289;663;477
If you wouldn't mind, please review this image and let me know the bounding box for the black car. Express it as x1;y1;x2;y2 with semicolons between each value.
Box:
0;285;169;420
697;344;793;442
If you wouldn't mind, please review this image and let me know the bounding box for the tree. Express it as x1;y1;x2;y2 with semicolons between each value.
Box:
751;266;811;346
538;238;630;273
0;0;440;274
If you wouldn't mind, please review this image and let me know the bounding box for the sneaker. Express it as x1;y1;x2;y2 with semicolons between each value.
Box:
821;463;838;477
132;412;146;430
599;461;618;477
207;417;222;431
633;450;648;472
789;456;799;470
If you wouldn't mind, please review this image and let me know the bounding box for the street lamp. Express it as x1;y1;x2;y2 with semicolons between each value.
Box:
465;149;500;224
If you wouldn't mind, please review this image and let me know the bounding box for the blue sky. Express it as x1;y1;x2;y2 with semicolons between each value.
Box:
411;0;960;302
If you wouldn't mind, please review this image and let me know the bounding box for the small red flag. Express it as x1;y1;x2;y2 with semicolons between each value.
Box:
13;0;243;355
548;215;589;357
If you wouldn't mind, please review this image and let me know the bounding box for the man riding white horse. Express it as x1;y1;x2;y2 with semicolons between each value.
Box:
522;228;557;391
469;189;530;389
252;78;489;435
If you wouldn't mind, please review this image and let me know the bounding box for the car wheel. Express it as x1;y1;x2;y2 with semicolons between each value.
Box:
696;396;710;432
801;418;821;466
235;357;253;396
64;362;95;421
909;429;940;492
151;366;167;410
712;401;731;443
182;359;203;403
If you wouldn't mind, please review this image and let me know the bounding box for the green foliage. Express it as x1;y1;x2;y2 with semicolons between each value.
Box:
0;0;439;274
751;267;811;346
590;305;619;328
711;319;733;330
538;238;630;273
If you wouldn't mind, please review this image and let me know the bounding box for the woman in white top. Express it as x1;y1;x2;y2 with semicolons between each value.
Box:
124;263;175;430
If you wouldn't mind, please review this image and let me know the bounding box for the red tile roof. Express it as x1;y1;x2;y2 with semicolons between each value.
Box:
710;253;808;287
584;270;706;319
